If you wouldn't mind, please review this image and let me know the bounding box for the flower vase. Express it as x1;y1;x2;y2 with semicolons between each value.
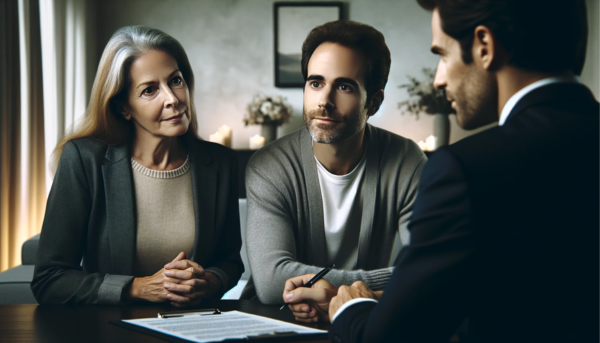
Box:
433;114;450;149
261;123;278;144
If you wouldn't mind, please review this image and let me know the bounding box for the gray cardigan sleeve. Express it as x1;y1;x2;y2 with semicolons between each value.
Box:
31;141;133;305
245;163;394;305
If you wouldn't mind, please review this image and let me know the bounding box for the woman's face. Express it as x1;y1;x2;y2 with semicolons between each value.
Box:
123;50;190;139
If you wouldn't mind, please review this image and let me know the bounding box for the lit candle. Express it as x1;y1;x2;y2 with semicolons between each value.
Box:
249;134;265;150
217;125;232;148
209;131;225;145
417;141;427;151
425;135;437;151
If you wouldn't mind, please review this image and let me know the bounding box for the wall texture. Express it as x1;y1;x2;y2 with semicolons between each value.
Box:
97;0;599;149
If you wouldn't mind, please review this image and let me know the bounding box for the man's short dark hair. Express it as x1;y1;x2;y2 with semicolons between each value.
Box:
417;0;588;75
301;20;391;105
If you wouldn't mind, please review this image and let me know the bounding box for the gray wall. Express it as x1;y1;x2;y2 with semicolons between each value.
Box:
97;0;599;149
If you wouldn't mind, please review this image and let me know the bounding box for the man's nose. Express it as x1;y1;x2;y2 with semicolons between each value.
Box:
433;60;446;90
318;85;335;110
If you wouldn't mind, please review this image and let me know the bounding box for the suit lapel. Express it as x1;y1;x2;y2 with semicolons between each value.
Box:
357;124;379;269
186;136;216;263
300;128;327;265
102;142;135;275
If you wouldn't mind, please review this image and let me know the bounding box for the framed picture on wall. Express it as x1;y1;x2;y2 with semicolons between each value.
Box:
274;2;343;88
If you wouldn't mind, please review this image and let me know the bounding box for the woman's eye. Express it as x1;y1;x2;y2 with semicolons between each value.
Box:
172;76;183;85
142;87;155;95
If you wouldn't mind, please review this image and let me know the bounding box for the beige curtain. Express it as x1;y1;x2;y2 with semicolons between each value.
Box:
0;0;46;273
40;0;91;189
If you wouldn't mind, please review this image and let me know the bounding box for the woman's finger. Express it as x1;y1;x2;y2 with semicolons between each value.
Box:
166;292;191;303
179;278;207;290
165;282;193;294
164;269;194;280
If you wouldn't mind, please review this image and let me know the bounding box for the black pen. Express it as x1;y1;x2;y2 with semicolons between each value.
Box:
280;264;335;310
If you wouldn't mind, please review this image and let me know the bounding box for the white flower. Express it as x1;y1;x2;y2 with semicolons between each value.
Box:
260;101;273;115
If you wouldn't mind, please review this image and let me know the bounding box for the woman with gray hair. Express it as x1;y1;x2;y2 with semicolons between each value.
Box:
31;26;243;306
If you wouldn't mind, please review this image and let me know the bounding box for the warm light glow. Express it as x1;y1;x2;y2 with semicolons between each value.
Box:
249;135;265;150
209;131;225;145
217;125;232;148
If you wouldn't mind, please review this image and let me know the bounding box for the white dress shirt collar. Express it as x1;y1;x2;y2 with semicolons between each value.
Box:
498;75;579;126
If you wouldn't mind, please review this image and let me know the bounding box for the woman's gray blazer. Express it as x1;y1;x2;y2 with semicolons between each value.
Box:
31;134;244;305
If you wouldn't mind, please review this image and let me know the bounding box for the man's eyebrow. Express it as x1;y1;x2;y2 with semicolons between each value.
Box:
306;74;324;81
431;45;445;55
334;77;359;88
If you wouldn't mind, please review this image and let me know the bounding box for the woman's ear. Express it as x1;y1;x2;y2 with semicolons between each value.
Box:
120;104;131;120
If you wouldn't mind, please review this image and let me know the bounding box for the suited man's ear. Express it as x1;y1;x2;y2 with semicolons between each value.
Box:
367;90;385;116
473;25;507;71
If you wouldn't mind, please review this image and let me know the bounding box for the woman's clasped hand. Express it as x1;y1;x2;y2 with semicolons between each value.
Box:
127;252;221;307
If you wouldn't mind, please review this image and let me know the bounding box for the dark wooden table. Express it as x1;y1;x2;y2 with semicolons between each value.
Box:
0;300;330;342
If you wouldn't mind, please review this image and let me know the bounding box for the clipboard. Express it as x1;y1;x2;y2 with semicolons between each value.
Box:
110;310;328;342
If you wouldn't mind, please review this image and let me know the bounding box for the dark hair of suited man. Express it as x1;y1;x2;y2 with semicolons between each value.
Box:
300;20;391;107
417;0;588;75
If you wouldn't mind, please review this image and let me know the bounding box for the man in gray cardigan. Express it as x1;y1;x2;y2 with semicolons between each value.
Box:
242;21;426;317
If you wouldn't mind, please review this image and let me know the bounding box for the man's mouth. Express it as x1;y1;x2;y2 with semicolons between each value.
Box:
313;117;340;123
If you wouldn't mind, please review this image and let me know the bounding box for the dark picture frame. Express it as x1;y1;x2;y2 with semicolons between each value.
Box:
274;2;343;88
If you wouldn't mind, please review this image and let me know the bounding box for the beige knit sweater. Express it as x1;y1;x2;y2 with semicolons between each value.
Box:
131;157;195;277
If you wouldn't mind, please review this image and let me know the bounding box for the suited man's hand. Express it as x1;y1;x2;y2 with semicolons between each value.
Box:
283;274;338;323
164;254;221;307
329;281;378;323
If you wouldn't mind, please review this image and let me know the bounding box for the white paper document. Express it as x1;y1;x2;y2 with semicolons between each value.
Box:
122;310;327;342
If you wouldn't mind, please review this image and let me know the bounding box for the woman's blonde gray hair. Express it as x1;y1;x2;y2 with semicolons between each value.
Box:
51;25;200;170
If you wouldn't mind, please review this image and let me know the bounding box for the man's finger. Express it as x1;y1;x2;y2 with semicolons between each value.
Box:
291;307;317;319
283;274;316;294
351;280;367;289
284;287;329;304
288;302;311;313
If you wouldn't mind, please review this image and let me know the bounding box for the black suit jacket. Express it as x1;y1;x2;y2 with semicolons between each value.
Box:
330;83;599;343
32;134;244;305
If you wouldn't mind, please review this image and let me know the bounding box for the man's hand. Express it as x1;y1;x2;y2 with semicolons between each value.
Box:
283;274;338;323
164;253;221;307
329;281;378;323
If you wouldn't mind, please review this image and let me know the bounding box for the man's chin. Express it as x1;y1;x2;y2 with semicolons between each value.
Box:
456;112;497;131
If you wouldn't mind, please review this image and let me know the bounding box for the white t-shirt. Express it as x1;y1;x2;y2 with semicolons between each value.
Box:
315;152;367;270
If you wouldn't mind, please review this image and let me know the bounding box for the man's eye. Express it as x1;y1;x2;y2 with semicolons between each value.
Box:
339;84;351;91
310;81;321;88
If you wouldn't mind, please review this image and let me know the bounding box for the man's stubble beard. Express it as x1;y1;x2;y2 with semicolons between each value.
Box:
303;108;366;144
452;66;498;130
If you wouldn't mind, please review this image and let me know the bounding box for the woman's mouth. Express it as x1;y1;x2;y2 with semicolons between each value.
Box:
162;112;185;122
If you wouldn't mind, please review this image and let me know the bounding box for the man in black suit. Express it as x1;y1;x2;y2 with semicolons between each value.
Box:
283;0;598;341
